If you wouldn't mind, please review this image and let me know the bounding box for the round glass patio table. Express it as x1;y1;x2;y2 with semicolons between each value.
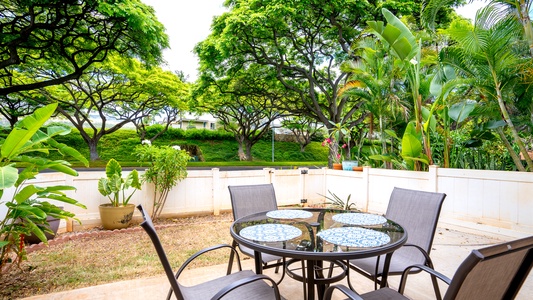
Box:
230;208;407;300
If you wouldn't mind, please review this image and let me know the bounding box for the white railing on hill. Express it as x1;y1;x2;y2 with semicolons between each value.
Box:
1;166;532;235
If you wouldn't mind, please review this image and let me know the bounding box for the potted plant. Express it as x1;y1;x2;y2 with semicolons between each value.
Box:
329;121;359;170
322;137;343;169
23;206;63;244
97;159;141;230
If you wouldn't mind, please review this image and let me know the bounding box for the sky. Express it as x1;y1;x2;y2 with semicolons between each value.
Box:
141;0;226;81
142;0;486;81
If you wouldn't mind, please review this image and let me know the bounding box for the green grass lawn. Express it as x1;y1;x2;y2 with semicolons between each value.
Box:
48;127;329;166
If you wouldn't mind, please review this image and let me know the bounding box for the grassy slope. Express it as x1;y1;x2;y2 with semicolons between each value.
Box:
47;128;328;167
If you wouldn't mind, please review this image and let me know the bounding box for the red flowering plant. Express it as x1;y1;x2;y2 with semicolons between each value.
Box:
322;138;347;164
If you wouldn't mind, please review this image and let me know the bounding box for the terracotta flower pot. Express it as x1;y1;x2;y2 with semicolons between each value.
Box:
332;163;343;170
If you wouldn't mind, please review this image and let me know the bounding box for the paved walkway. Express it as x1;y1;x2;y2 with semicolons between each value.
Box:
23;223;532;300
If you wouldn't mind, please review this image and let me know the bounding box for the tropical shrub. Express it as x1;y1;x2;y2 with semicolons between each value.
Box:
97;159;141;207
135;143;189;219
0;104;88;274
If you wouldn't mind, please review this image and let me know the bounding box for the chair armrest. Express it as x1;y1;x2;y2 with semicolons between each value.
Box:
402;243;433;265
398;264;451;294
175;244;242;280
210;274;281;300
324;285;364;300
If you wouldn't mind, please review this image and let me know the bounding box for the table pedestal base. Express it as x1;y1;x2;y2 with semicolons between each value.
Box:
286;258;348;300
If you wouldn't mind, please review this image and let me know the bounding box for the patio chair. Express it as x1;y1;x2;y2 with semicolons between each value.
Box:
348;187;446;298
324;235;533;300
228;184;286;283
137;204;281;300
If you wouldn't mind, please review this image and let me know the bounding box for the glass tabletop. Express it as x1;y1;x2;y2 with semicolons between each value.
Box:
231;208;407;260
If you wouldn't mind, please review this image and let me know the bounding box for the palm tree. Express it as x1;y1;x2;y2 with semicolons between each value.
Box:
441;5;533;170
487;0;533;56
339;38;408;165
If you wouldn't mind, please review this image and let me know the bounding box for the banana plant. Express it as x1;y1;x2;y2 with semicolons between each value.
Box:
370;122;430;170
367;8;433;169
0;103;88;273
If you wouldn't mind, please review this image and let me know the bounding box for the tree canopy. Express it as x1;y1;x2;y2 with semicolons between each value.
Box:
195;0;461;165
0;0;168;97
40;56;187;161
195;0;380;164
192;65;285;160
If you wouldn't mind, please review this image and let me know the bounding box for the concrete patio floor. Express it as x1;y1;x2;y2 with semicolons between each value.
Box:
23;223;532;300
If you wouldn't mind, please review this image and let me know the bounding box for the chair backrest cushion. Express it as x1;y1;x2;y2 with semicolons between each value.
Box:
385;187;446;264
228;184;278;220
445;236;533;300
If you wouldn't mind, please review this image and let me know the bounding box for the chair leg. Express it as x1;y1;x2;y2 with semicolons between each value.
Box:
430;274;442;300
346;261;378;292
373;256;381;290
426;259;442;300
374;277;378;290
228;240;238;275
274;258;286;285
346;262;356;291
275;259;281;273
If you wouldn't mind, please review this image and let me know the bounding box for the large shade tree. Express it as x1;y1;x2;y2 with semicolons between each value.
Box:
0;0;168;98
195;0;460;166
282;116;323;152
40;57;187;161
0;92;42;128
195;0;384;166
193;66;285;161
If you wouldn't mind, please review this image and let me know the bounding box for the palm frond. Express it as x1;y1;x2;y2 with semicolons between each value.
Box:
421;0;457;31
338;80;366;97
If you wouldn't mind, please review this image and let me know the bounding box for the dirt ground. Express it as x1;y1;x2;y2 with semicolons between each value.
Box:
0;213;236;299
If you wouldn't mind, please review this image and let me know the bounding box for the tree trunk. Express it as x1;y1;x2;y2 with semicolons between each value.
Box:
495;84;533;170
369;113;374;139
496;127;525;171
8;116;18;128
443;123;450;168
237;143;247;161
88;140;100;161
379;116;392;169
245;142;253;161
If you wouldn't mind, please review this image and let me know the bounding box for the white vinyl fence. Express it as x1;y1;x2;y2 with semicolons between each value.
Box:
1;166;532;235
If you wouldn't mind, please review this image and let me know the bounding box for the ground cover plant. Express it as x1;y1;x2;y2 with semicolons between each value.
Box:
0;213;235;299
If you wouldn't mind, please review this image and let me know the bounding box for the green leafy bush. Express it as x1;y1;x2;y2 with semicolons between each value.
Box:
184;128;234;140
0;104;88;273
22;124;327;164
145;125;186;140
99;137;141;161
135;144;189;219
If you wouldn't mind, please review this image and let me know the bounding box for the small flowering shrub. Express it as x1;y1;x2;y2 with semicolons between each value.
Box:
321;138;346;164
